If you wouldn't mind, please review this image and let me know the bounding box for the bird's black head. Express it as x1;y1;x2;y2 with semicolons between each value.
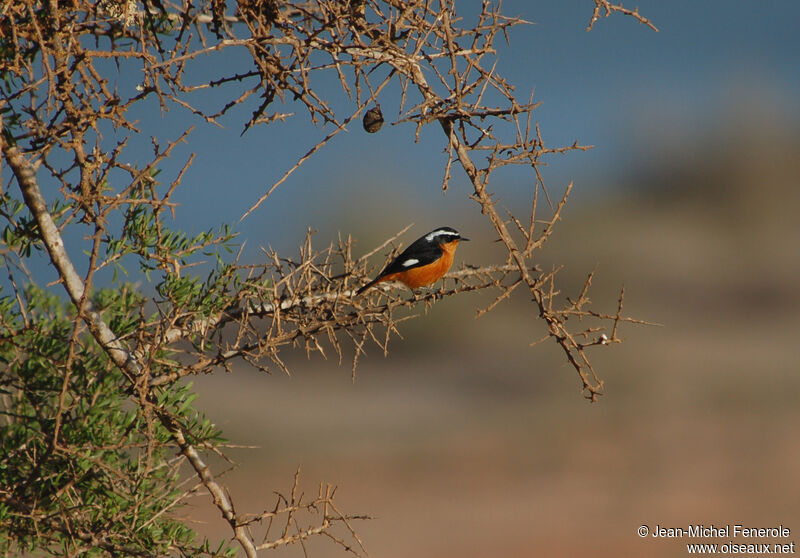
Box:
424;226;469;245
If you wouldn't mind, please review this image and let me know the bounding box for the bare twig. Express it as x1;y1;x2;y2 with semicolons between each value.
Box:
587;0;660;31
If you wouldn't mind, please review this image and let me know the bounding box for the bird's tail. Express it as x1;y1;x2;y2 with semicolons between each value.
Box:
356;276;382;295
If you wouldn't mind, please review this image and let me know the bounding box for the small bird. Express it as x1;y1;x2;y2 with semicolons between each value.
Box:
357;226;469;295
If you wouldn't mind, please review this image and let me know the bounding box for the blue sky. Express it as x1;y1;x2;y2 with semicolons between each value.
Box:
10;1;800;285
145;1;800;252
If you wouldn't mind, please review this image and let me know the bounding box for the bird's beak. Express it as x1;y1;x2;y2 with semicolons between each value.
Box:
459;236;470;242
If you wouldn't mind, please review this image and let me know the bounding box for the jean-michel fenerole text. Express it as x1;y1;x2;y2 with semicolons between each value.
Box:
651;525;791;539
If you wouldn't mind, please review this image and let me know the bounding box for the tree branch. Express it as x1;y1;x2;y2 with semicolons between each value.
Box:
0;126;259;558
1;134;138;377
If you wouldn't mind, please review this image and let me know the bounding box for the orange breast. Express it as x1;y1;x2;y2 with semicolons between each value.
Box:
381;241;457;289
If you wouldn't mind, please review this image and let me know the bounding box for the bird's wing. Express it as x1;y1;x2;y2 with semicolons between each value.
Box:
377;239;442;277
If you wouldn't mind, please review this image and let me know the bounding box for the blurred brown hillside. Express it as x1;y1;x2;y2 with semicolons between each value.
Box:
185;114;800;557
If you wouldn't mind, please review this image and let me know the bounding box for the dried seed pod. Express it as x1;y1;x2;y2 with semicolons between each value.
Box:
362;105;384;133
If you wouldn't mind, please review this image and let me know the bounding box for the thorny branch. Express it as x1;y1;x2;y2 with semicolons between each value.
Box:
0;0;655;555
1;124;260;558
587;0;660;32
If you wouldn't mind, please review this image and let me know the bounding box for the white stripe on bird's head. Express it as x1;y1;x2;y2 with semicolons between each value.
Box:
424;227;460;243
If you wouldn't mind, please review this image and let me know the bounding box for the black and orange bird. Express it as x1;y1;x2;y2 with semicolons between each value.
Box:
356;226;469;295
